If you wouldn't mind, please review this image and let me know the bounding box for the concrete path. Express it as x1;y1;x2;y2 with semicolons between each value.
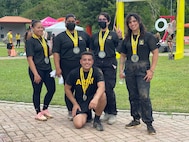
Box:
0;101;189;142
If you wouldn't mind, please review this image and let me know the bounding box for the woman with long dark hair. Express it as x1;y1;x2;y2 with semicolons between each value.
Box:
119;13;158;135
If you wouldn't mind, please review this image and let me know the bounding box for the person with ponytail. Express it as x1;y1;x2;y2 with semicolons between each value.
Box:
26;20;55;121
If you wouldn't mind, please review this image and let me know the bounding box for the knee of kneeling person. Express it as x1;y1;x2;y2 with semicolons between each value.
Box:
73;120;85;129
74;123;83;129
73;114;87;129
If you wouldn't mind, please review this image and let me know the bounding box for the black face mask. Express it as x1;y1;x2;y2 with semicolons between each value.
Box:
98;21;107;29
66;23;75;31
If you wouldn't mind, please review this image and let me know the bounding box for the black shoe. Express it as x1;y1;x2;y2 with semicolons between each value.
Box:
93;121;104;131
125;120;141;129
147;124;156;135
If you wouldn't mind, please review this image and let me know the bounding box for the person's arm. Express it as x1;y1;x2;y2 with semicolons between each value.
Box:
144;48;159;82
150;48;159;72
64;83;81;116
53;53;62;77
27;56;41;84
119;53;126;78
89;81;105;109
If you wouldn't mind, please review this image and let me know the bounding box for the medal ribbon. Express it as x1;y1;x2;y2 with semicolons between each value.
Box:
66;29;78;47
80;67;93;95
32;34;48;57
99;29;109;51
131;31;140;55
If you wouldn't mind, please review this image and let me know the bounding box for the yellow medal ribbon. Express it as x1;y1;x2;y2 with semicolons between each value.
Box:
131;31;140;55
80;67;93;96
66;29;78;47
32;34;48;57
99;29;109;51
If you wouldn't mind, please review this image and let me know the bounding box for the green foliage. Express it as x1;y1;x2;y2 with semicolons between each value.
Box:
0;0;189;34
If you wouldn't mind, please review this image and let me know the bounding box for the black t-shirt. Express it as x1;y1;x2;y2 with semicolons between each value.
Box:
120;32;158;62
66;67;104;112
52;31;90;60
26;37;51;70
90;31;119;58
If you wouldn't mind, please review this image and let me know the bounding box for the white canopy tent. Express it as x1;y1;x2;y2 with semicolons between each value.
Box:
45;22;84;36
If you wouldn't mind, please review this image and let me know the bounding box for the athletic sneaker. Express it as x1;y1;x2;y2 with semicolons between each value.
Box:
68;111;73;121
93;120;104;131
41;109;53;118
101;113;110;121
107;115;116;125
147;124;156;135
125;120;141;128
35;112;47;121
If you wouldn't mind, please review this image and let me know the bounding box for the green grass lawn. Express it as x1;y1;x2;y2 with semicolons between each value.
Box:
0;43;189;113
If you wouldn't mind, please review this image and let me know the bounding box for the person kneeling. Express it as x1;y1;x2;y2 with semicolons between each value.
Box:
64;51;107;131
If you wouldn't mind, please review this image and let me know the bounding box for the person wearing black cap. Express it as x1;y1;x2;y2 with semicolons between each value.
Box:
52;14;91;121
90;12;122;125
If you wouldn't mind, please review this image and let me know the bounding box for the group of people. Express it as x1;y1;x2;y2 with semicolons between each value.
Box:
25;12;158;135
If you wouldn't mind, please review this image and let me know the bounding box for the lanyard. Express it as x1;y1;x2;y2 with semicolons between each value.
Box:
66;30;78;47
32;34;48;57
131;32;140;55
80;67;93;95
99;29;109;51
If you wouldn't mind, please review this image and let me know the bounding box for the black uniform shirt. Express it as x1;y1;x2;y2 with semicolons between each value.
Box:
66;67;104;112
90;31;119;58
52;31;90;60
26;37;51;70
120;32;158;62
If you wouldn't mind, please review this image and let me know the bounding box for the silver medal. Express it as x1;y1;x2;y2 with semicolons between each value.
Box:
83;94;87;101
131;54;139;62
44;57;49;64
98;51;106;58
73;47;80;54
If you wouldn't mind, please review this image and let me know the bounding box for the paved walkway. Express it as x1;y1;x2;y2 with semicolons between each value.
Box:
0;101;189;142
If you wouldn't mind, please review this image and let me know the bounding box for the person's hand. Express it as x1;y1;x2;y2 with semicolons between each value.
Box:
55;68;62;77
144;69;154;82
34;73;41;84
114;26;122;39
119;70;125;79
72;104;81;117
89;97;98;110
